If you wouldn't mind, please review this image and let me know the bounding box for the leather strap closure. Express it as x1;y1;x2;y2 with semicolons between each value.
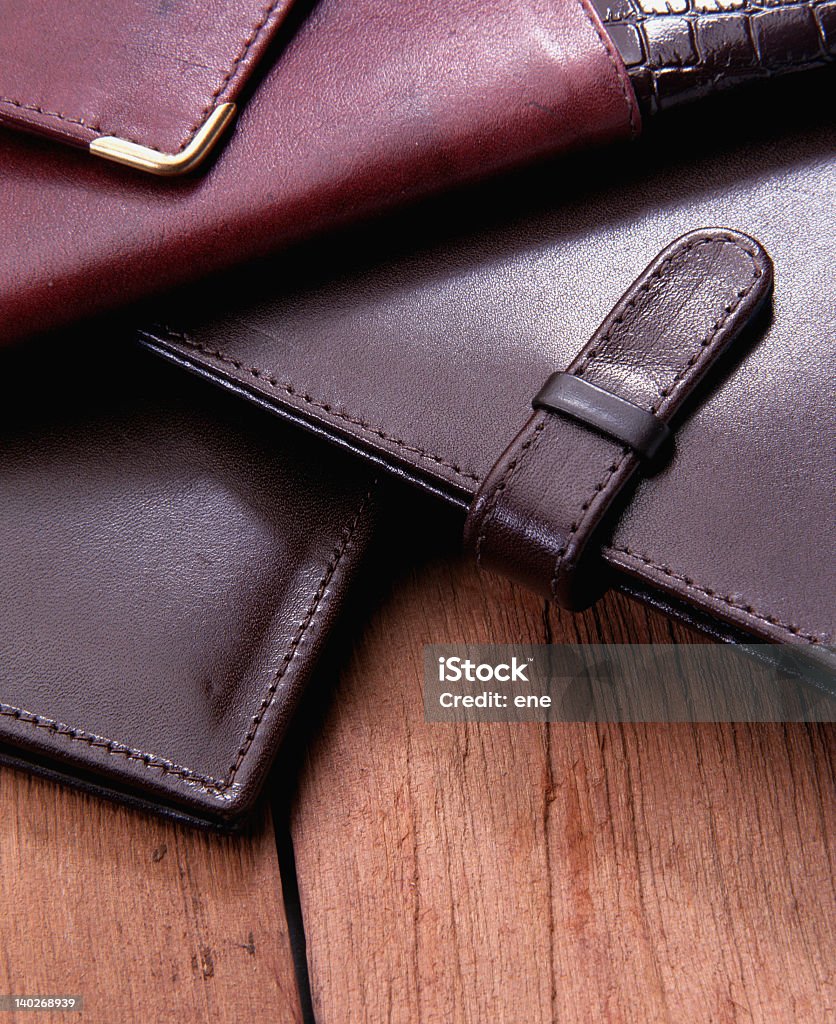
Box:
463;228;773;608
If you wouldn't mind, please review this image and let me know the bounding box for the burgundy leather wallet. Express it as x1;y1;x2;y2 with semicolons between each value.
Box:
141;76;835;668
0;0;638;341
2;0;832;343
0;333;379;827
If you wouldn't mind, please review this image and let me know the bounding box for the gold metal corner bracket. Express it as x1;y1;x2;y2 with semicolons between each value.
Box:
89;103;237;176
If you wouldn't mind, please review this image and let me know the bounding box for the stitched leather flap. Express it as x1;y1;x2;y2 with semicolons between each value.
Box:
0;0;297;167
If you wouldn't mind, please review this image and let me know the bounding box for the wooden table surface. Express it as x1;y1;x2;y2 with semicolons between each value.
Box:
1;537;833;1023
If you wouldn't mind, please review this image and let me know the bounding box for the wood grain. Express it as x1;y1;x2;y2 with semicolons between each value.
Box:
292;556;835;1023
0;768;301;1024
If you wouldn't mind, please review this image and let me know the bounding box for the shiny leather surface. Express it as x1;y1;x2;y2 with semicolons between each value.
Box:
464;230;773;608
592;0;836;114
144;76;835;651
0;334;378;826
0;0;296;151
0;0;636;342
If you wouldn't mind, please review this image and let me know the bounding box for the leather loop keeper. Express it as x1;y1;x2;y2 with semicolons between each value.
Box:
533;372;672;460
463;228;773;609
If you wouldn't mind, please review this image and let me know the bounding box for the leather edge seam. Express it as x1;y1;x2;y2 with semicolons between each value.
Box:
147;327;482;485
575;0;641;140
607;544;832;645
223;484;376;785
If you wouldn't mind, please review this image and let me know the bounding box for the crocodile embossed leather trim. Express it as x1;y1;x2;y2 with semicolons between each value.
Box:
593;0;836;114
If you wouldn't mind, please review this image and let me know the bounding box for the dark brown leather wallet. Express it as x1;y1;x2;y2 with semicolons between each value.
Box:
0;332;379;828
140;74;835;669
